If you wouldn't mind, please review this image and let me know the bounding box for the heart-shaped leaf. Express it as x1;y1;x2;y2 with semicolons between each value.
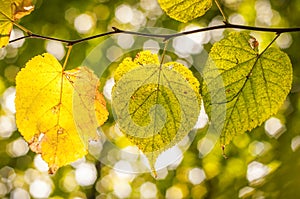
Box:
112;51;201;175
15;53;108;173
202;32;293;145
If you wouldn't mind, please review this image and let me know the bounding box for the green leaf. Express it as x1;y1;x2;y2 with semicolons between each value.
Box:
112;51;201;175
157;0;212;23
202;32;293;145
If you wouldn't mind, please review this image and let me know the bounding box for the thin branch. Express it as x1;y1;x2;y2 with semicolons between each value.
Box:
13;22;32;34
159;40;169;67
9;33;72;44
215;0;228;23
62;45;73;70
0;10;32;34
166;24;300;40
8;23;300;46
68;28;121;45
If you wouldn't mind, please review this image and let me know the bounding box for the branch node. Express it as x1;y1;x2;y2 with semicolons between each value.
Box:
112;27;121;33
223;20;230;25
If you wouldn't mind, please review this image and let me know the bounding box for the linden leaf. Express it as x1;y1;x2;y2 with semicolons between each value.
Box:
202;32;293;145
157;0;212;23
15;53;108;173
0;0;13;47
112;51;201;175
0;0;34;47
13;0;34;20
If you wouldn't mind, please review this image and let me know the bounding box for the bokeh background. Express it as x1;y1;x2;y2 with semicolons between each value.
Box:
1;0;300;198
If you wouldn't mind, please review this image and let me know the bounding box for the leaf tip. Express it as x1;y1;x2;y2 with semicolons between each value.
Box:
221;145;228;159
151;169;158;178
48;164;59;175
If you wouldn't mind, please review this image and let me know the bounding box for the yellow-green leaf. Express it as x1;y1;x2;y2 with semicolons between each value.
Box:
202;32;293;145
15;53;108;173
158;0;212;23
112;51;201;175
0;0;34;47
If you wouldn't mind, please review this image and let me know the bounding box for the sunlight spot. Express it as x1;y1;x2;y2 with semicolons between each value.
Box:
156;146;182;170
65;7;79;24
7;137;29;157
140;0;159;11
2;87;16;114
29;179;52;198
197;137;215;157
143;39;160;54
120;146;140;161
71;157;86;168
113;181;132;198
140;182;157;199
103;77;115;101
5;45;18;58
166;186;183;199
74;14;95;34
248;141;266;156
0;115;16;138
238;186;255;198
106;45;123;62
172;24;209;57
194;102;209;129
229;13;246;26
291;136;300;152
0;48;7;60
172;24;210;57
209;16;224;43
9;29;25;48
34;154;49;172
264;117;285;138
88;139;103;158
131;9;146;27
247;161;269;183
156;167;169;180
255;0;273;26
75;162;97;186
173;36;203;57
61;171;78;192
46;41;66;61
11;188;30;199
114;160;134;178
188;168;206;185
100;175;113;191
184;24;211;45
0;182;7;197
117;34;134;49
115;5;133;24
94;5;110;21
276;33;293;49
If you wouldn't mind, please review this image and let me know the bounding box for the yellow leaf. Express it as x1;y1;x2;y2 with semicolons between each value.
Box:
158;0;212;23
113;51;201;175
13;0;34;20
15;53;108;173
0;0;34;47
0;0;13;48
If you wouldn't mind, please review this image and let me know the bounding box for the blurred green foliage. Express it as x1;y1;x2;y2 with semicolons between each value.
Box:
1;0;300;198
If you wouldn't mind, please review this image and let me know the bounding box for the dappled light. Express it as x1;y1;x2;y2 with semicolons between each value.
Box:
0;0;300;198
74;13;95;34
